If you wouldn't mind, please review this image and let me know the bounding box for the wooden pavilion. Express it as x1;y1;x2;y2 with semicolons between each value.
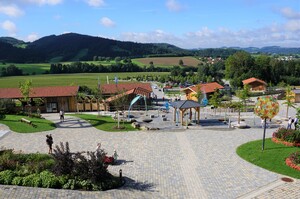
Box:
170;100;204;125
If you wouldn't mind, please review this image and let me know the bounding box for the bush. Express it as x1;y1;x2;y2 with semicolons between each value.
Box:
288;151;300;165
39;170;60;188
22;173;41;187
0;170;16;184
11;176;23;186
273;128;300;143
52;142;74;176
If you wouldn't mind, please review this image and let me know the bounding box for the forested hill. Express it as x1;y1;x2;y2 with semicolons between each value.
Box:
0;33;299;63
18;33;191;62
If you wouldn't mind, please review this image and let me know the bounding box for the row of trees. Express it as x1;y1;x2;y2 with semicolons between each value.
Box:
1;65;23;77
225;52;300;87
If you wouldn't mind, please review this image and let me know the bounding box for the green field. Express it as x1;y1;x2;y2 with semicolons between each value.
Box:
0;63;50;75
0;72;168;88
0;61;120;75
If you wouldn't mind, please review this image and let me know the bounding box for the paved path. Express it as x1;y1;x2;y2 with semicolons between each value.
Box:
0;113;299;199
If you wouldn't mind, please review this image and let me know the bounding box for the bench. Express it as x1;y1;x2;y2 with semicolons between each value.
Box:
20;118;37;128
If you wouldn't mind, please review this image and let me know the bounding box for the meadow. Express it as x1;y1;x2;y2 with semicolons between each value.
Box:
0;72;168;88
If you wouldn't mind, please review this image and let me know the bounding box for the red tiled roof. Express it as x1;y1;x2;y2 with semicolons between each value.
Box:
101;83;152;94
105;87;152;103
0;86;79;99
242;77;267;85
184;82;224;94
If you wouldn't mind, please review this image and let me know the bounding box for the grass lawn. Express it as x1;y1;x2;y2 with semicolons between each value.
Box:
0;72;168;88
71;114;137;132
0;115;56;133
237;138;300;179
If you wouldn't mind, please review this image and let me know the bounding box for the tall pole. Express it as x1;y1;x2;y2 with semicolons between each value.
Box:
262;118;267;151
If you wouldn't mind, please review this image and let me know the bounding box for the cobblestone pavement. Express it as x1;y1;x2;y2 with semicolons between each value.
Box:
0;113;299;199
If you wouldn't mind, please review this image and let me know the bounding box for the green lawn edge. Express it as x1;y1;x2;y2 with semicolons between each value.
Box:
236;138;300;179
71;114;138;132
0;115;56;133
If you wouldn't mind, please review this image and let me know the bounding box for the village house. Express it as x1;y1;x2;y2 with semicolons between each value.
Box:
242;77;267;92
181;82;224;102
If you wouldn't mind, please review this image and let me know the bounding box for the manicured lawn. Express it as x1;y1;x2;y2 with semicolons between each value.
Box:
0;115;56;133
71;114;137;132
237;138;300;179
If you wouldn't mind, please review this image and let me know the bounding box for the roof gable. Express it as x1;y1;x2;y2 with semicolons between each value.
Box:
242;77;267;85
101;83;152;94
184;82;224;94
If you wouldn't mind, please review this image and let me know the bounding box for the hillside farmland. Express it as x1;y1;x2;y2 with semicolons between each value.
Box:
133;56;201;67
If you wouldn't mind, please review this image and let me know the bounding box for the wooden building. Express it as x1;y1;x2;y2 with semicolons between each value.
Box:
242;77;267;92
181;82;224;102
0;86;79;112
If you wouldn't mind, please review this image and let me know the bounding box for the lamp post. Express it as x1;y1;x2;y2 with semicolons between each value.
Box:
254;96;279;151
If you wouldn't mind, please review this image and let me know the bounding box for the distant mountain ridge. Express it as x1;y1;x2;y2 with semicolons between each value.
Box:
0;33;299;63
231;46;300;55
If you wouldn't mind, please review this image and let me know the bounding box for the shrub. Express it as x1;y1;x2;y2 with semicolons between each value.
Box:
39;171;60;188
289;151;300;165
0;170;16;184
0;150;18;171
52;142;74;176
11;176;23;186
273;128;300;144
22;173;41;187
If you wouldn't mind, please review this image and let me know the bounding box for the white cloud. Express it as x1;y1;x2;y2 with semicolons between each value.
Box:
1;20;17;36
119;21;300;48
279;7;300;19
100;17;115;27
285;19;300;31
22;0;63;5
0;3;24;17
85;0;105;7
26;33;39;42
166;0;183;12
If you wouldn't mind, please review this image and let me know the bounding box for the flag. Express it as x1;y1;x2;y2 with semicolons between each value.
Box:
97;77;100;89
114;76;118;85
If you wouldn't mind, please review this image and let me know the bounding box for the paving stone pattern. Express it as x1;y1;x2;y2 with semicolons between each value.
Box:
0;113;299;199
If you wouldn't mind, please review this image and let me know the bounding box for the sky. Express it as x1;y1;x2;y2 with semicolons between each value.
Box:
0;0;299;49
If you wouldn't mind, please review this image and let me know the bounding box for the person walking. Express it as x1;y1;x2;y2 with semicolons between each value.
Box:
294;117;298;130
46;134;53;154
287;116;294;129
59;109;64;122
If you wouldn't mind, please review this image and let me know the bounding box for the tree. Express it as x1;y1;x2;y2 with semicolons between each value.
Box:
92;87;103;116
191;85;203;103
283;85;296;119
111;89;130;129
225;51;255;88
19;80;33;115
209;89;222;115
179;59;184;66
235;84;250;111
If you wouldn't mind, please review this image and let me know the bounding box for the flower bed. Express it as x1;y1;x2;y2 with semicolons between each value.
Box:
286;152;300;171
286;158;300;171
272;137;300;147
272;127;300;147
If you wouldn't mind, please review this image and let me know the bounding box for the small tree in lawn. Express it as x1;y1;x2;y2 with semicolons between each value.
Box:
111;89;129;129
209;89;222;115
19;80;33;116
283;85;296;119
